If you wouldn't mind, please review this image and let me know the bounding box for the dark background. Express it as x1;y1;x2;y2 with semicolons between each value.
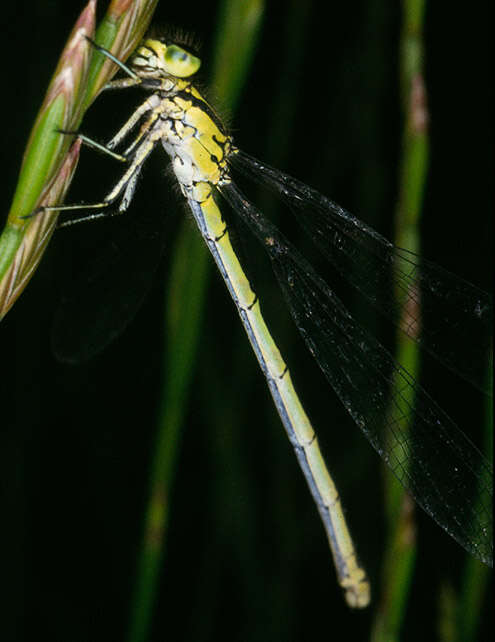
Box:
1;1;492;640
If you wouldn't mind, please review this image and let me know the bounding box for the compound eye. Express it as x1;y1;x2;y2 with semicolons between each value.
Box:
163;44;201;77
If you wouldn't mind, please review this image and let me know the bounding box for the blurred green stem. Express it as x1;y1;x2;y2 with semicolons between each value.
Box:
371;0;427;638
456;355;493;642
126;3;265;641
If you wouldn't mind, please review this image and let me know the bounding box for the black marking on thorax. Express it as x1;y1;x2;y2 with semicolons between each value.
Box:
170;87;227;135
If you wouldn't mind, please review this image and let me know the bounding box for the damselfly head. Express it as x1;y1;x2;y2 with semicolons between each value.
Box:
130;38;201;79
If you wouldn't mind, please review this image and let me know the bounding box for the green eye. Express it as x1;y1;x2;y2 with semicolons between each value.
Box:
163;44;201;77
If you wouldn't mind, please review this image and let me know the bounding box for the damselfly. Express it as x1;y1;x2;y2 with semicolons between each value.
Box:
38;35;493;607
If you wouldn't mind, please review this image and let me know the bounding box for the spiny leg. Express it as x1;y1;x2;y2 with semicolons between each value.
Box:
57;91;162;161
57;130;128;163
85;36;140;82
36;134;161;226
20;129;130;223
107;94;162;152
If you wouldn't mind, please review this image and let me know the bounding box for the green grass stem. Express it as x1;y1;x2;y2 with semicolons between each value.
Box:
371;0;427;638
126;3;265;641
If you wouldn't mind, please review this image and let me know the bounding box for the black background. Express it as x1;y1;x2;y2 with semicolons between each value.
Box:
1;1;493;640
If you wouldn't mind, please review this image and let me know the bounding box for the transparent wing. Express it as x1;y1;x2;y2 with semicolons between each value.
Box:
231;150;493;394
52;207;167;363
221;180;493;566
